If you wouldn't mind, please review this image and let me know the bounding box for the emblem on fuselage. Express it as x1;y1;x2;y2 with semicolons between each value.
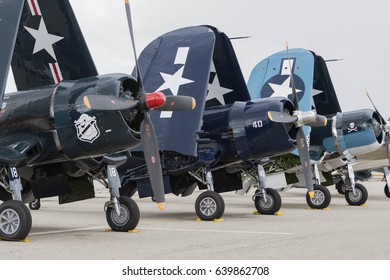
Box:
74;113;100;143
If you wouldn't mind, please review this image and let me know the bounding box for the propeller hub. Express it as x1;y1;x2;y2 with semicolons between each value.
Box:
293;110;316;127
145;92;166;109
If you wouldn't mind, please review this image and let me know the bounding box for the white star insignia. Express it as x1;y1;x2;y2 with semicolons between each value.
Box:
268;76;302;99
24;17;63;61
156;66;194;96
206;62;233;105
207;73;233;105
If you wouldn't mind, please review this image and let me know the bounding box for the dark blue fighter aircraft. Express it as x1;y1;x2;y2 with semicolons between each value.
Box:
248;48;390;207
0;0;195;240
118;27;327;221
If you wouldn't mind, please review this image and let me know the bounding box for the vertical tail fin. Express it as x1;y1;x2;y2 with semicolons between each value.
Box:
11;0;98;91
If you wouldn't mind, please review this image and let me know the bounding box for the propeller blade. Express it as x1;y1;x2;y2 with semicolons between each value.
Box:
307;115;328;127
83;95;139;111
365;89;386;124
285;41;299;110
140;112;165;210
154;96;196;111
124;0;144;94
268;111;298;124
296;127;314;197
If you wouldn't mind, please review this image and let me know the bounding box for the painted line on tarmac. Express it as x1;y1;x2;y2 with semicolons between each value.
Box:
139;227;293;235
29;226;292;236
29;226;106;236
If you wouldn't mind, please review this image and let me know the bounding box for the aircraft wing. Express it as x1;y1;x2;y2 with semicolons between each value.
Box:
310;51;342;116
11;0;98;91
135;26;216;156
0;0;24;98
204;26;251;107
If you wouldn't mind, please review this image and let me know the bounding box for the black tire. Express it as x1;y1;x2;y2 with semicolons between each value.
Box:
254;188;282;215
106;196;140;231
384;184;390;198
29;199;41;210
335;180;346;195
0;200;32;241
306;185;331;209
345;183;368;206
195;191;225;221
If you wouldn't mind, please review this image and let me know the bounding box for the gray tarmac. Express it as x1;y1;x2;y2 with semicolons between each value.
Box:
1;179;390;260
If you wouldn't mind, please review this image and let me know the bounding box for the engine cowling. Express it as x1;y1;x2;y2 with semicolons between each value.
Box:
53;74;142;159
322;109;384;160
201;97;298;161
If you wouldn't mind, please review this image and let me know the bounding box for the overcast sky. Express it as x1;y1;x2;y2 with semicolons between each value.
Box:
6;0;390;118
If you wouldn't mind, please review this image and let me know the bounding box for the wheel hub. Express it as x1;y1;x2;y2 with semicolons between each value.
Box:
0;209;20;235
311;190;325;206
348;189;362;202
199;198;217;216
260;195;274;210
111;205;130;226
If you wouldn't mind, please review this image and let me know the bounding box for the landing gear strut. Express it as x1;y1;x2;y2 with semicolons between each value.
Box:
305;164;332;209
251;164;281;215
337;164;368;206
99;155;140;231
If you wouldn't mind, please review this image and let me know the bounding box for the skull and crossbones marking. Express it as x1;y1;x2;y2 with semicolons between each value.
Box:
347;122;358;133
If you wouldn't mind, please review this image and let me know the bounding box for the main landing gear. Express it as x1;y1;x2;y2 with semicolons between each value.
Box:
0;166;32;241
305;165;331;209
250;165;282;215
99;155;140;231
336;164;368;206
190;167;225;221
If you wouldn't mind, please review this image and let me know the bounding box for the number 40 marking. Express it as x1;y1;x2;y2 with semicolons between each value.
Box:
252;120;263;128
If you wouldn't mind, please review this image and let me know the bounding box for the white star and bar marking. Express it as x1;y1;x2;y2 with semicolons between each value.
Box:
24;1;64;84
158;47;194;118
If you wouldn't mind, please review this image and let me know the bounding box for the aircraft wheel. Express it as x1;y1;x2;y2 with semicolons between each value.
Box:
195;191;225;221
0;200;32;241
106;196;140;232
345;183;368;206
29;199;41;210
254;188;281;215
384;184;390;198
335;180;346;195
306;185;331;209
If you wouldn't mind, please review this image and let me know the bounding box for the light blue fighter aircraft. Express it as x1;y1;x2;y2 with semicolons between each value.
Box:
246;48;390;208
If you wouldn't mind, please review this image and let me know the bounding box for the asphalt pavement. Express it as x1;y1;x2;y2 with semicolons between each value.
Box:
1;179;390;260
